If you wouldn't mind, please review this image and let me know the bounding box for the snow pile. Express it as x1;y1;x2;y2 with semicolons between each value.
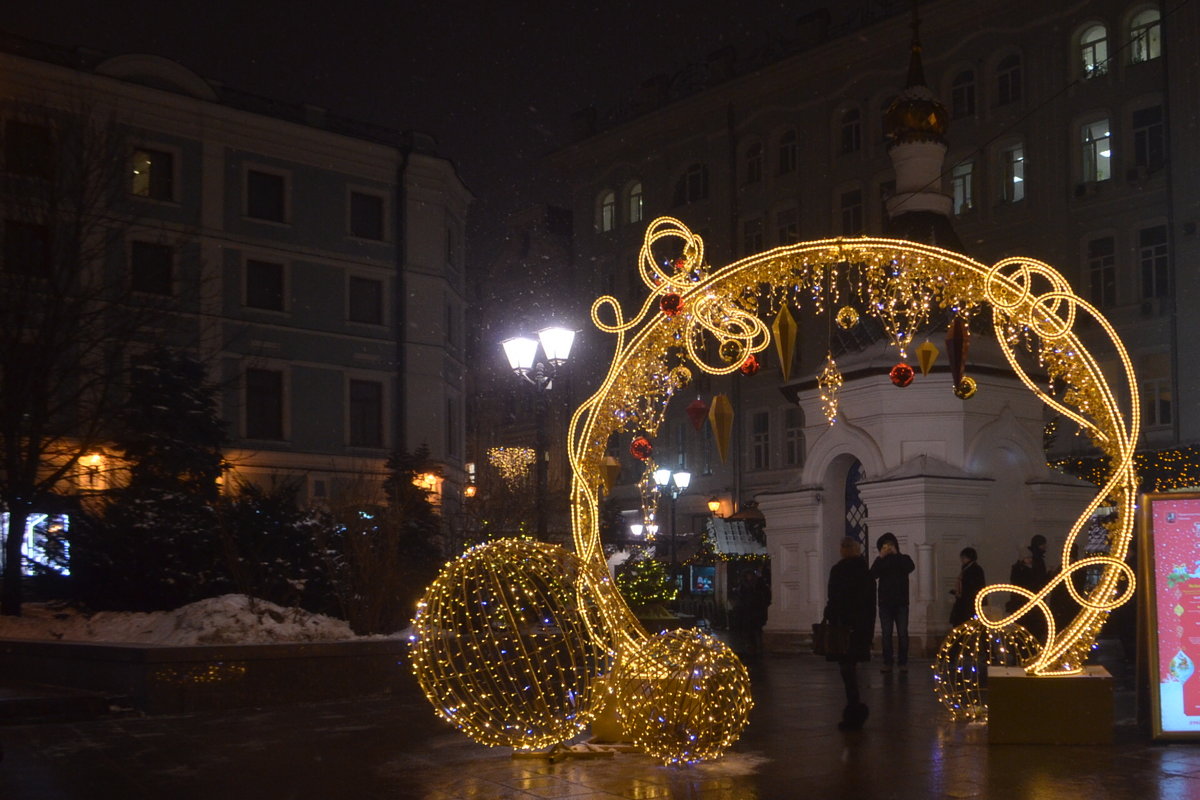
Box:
0;594;365;646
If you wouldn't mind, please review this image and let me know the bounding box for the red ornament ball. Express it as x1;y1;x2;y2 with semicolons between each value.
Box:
740;355;760;376
630;436;654;461
660;293;684;317
889;362;915;388
673;257;687;271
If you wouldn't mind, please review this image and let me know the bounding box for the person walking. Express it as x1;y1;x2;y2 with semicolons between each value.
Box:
869;531;915;673
949;547;986;627
732;569;771;658
826;537;875;730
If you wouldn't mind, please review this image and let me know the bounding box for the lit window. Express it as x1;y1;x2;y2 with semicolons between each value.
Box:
131;148;174;200
840;108;861;154
130;241;172;295
1086;236;1116;307
951;71;976;118
627;182;643;224
776;207;799;244
744;142;763;184
1082;119;1112;182
951;162;974;215
778;130;798;174
1130;10;1161;64
1139;225;1169;300
1080;25;1109;78
839;189;863;234
784;407;805;467
598;190;615;232
1001;144;1025;202
996;54;1022;106
1132;106;1165;170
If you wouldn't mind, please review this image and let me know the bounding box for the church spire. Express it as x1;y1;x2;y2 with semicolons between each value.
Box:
906;1;926;87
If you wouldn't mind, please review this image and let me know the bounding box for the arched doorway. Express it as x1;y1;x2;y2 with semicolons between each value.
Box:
844;459;869;555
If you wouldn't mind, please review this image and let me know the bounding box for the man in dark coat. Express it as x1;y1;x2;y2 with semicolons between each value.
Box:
869;531;915;672
949;546;986;627
826;536;875;730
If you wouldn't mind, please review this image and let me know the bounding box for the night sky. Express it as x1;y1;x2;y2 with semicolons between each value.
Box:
6;1;831;248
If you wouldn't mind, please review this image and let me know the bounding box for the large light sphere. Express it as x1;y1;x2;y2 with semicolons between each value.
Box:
613;628;752;765
932;617;1042;721
409;538;611;749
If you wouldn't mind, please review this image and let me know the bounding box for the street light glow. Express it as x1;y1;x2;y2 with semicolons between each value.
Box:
537;326;576;365
501;336;538;375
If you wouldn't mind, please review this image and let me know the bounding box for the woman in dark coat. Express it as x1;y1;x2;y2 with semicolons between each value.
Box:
826;536;876;730
949;547;986;627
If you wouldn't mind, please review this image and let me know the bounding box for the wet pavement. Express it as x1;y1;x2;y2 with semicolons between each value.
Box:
1;642;1197;799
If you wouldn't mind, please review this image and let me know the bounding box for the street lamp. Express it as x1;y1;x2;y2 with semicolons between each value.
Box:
707;496;721;515
501;326;576;540
653;467;691;572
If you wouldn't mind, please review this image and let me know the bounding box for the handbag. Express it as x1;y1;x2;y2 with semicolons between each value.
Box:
812;619;852;657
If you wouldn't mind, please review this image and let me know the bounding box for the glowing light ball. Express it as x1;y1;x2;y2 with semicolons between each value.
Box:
613;628;752;765
409;539;611;749
932;618;1041;721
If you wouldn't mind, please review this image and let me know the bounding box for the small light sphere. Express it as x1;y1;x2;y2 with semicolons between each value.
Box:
932;618;1041;721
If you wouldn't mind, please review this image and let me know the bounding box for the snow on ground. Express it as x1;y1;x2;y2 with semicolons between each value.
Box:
0;594;380;646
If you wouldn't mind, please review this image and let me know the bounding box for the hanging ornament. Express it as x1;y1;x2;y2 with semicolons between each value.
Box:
954;377;978;399
668;365;692;390
890;362;915;388
708;395;734;463
817;353;843;425
600;455;621;493
946;317;970;387
630;436;654;461
673;257;687;271
660;293;684;317
686;397;709;431
740;355;760;376
916;339;939;376
771;305;798;382
719;340;741;363
836;306;860;330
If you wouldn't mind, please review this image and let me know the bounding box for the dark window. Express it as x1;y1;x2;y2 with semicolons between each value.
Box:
245;368;284;440
1086;236;1116;307
246;169;286;222
348;276;383;324
673;164;708;206
744;142;763;184
1139;225;1169;299
750;411;770;470
776;207;799;244
840;108;861;154
742;217;764;256
246;259;284;310
350;191;384;240
349;379;383;447
951;71;976;118
3;220;50;275
840;189;863;234
4;120;53;179
131;148;174;200
784;407;805;467
996;54;1022;106
778;130;798;174
130;241;172;295
1133;106;1165;171
446;397;459;457
446;227;459;264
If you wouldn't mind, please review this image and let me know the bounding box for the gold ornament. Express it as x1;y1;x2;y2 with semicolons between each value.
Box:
708;394;734;463
835;305;860;329
916;339;939;376
817;352;843;424
772;305;799;382
718;340;741;363
954;376;978;399
486;446;536;487
668;364;692;390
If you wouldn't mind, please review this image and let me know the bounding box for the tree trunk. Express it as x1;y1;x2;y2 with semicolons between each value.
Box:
1;505;30;615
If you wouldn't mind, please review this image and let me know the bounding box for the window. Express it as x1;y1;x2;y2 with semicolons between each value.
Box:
1139;225;1169;299
784;407;805;467
349;379;383;447
1086;236;1116;307
1140;353;1172;428
246;169;286;222
245;259;284;311
4;120;53;179
744;142;763;184
742;217;764;256
1082;119;1112;182
750;411;770;470
951;70;976;118
245;368;284;440
776;207;799;244
996;54;1022;106
627;181;644;223
951;162;974;215
1133;105;1165;170
1080;25;1109;78
673;164;708;205
131;148;174;200
778;130;798;174
839;189;863;234
840;108;861;154
1000;143;1025;202
349;191;384;240
348;276;383;324
598;190;615;232
3;220;49;275
130;241;172;295
1130;9;1161;64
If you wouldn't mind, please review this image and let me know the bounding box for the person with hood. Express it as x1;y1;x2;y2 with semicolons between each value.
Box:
949;547;986;627
826;536;875;730
869;531;915;673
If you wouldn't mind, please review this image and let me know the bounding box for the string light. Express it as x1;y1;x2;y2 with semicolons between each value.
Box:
817;352;843;424
932;618;1041;720
486;446;537;488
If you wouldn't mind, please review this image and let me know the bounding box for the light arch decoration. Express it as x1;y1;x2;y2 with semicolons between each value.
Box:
411;216;1139;763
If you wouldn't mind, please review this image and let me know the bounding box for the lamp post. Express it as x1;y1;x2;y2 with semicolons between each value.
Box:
653;467;691;574
501;326;575;541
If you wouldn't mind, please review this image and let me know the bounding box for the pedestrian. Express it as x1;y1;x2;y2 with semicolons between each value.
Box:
949;547;986;627
732;569;771;658
1007;536;1050;642
869;531;915;673
826;537;875;730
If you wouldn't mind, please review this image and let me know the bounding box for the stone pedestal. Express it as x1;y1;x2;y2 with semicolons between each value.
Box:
988;665;1114;744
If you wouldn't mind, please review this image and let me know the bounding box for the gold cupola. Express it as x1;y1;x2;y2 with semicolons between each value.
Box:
884;14;948;146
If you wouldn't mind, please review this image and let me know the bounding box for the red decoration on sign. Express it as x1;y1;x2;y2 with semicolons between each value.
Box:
629;436;654;461
740;355;760;376
660;293;684;317
946;317;970;386
889;362;915;387
686;398;709;431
